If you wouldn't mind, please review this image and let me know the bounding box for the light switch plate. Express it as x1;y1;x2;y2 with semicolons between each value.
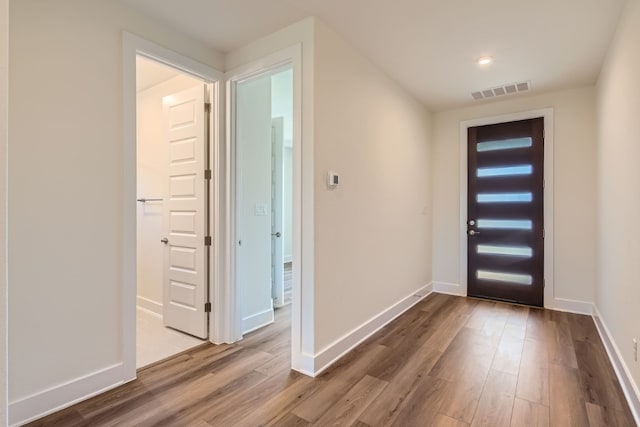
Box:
328;171;339;188
254;203;268;216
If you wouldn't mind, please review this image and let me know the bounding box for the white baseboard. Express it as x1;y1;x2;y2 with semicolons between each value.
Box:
291;352;316;377
592;306;640;425
136;296;162;316
311;283;433;376
430;283;593;316
242;308;274;335
546;297;593;315
9;363;124;426
433;281;465;296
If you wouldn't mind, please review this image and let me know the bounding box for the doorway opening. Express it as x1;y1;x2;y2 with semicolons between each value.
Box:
233;66;294;346
124;36;306;379
135;55;212;368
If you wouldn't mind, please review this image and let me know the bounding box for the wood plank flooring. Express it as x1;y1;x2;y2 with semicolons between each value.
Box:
29;294;636;426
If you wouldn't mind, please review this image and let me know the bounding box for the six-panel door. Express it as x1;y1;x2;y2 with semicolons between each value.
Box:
162;85;208;338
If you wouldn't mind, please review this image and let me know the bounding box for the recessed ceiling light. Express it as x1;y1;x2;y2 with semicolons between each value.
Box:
477;56;493;65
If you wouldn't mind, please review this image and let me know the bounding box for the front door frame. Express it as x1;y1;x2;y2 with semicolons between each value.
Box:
459;108;554;309
122;32;223;382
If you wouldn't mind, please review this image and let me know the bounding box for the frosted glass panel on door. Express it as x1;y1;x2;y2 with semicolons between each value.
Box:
477;245;533;257
477;193;532;203
477;137;532;152
477;270;533;285
477;219;532;230
477;165;532;177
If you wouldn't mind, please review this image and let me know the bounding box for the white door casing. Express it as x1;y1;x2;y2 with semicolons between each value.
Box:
271;117;285;307
123;33;224;383
162;84;209;339
224;44;309;374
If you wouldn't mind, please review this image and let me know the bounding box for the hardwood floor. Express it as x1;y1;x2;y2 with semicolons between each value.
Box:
28;294;636;426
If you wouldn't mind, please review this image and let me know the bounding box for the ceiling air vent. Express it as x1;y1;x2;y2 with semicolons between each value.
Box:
471;81;531;101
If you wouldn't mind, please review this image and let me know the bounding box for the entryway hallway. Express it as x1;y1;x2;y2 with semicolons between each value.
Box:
28;294;635;426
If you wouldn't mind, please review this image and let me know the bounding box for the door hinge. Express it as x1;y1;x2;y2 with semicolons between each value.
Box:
204;302;211;313
205;236;212;246
204;169;212;180
542;229;545;239
205;102;211;113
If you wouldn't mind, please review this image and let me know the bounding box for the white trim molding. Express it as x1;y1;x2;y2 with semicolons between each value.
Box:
592;306;640;424
136;296;163;316
242;309;275;335
310;283;433;376
546;297;593;315
430;287;593;315
459;108;556;308
8;364;124;427
433;281;465;296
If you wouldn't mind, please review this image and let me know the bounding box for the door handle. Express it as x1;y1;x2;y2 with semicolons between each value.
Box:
160;237;169;244
272;232;281;238
468;230;480;236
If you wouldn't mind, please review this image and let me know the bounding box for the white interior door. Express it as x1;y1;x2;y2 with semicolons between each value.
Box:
271;117;285;307
236;74;275;334
162;84;209;339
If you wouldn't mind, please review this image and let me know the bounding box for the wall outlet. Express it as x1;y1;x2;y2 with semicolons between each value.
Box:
634;338;638;362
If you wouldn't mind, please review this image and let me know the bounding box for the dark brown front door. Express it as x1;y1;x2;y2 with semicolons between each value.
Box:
467;118;544;307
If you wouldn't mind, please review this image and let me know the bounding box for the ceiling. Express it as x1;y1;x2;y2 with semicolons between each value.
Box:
122;0;627;111
136;56;182;92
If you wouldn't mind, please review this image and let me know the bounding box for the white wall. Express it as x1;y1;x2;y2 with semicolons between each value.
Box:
431;87;597;307
313;21;432;352
237;74;275;332
8;0;223;420
1;0;7;423
227;15;433;371
596;0;640;395
136;74;202;314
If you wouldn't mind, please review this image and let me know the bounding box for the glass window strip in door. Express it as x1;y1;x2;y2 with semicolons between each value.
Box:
477;165;532;178
477;137;532;152
477;193;533;203
477;245;533;257
477;270;533;286
477;219;532;230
